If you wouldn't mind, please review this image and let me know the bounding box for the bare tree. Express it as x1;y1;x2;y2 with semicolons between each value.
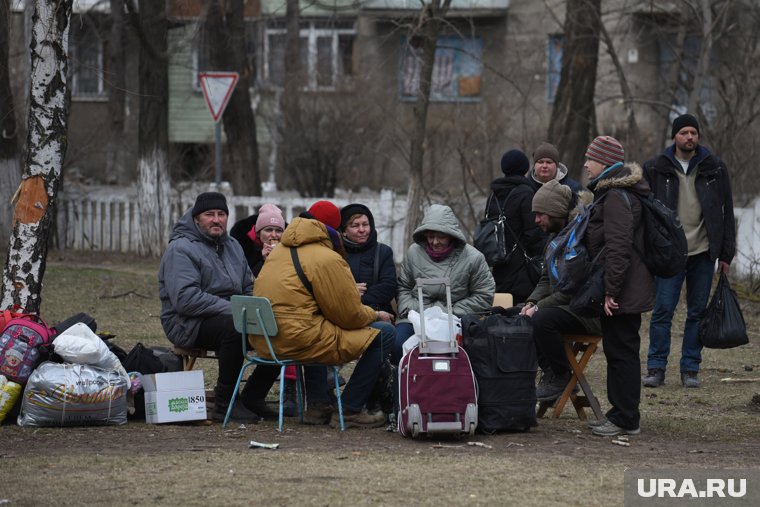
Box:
279;0;303;194
547;0;601;181
404;0;452;246
0;0;22;247
2;0;73;312
131;0;171;257
106;0;129;184
204;0;261;196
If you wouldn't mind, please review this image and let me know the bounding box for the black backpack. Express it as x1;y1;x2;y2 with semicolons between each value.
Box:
619;191;687;278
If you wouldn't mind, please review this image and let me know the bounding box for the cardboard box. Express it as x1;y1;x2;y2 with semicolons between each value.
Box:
143;370;207;424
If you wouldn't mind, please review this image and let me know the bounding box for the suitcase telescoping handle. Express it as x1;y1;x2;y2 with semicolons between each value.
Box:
415;277;457;355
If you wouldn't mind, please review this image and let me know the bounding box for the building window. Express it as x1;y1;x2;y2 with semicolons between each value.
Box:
399;36;483;103
262;19;356;91
547;34;564;104
70;21;105;97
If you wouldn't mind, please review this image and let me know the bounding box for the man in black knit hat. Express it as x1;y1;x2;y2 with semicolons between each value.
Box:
158;192;279;423
642;114;736;389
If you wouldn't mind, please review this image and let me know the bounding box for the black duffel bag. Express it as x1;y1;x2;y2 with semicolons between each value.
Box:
462;313;538;433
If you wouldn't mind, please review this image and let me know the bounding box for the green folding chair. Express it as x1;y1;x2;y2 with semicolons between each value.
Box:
225;295;345;431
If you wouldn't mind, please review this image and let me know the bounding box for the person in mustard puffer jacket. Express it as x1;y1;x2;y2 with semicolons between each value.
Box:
252;201;397;429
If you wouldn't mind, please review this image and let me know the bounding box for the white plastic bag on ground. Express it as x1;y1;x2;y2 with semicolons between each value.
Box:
53;323;128;383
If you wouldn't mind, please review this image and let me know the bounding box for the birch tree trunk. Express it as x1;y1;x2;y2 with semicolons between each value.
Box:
0;0;22;247
137;0;171;257
2;0;73;312
405;0;451;247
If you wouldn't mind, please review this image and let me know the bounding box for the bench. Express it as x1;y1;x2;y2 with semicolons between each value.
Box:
537;334;604;421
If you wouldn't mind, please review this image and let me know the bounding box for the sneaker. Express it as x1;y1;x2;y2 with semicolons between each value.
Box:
681;371;701;388
591;420;640;437
212;402;261;424
586;418;608;428
329;409;386;429
302;401;333;425
536;370;572;402
642;368;665;388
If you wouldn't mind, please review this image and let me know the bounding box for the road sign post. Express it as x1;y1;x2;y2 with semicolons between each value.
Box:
199;72;239;188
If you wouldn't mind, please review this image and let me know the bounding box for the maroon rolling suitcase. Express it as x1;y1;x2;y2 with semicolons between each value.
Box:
398;277;478;438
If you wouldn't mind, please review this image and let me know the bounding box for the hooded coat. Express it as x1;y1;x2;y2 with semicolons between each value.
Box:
585;162;655;314
158;209;253;348
485;174;547;302
250;217;378;364
397;204;495;320
341;204;397;314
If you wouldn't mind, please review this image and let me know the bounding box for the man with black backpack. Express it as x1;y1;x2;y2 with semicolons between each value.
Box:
642;114;736;389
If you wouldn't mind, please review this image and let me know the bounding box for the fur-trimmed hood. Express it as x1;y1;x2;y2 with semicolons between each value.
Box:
588;162;650;197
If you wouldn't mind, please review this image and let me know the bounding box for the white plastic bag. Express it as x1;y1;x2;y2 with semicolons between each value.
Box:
403;307;461;355
53;323;128;382
408;306;461;341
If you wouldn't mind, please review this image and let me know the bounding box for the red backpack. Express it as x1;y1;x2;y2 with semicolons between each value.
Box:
0;315;53;385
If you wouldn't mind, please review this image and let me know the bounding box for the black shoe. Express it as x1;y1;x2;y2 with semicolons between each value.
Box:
282;379;297;417
642;368;665;388
536;370;572;402
245;400;279;421
212;402;261;424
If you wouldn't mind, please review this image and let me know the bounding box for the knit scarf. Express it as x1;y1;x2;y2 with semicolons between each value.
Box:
424;243;454;262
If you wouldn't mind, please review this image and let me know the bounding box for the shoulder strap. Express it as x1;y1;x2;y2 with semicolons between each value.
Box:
372;245;380;285
290;248;314;296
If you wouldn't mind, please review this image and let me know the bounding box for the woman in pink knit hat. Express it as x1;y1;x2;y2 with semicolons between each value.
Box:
229;203;286;277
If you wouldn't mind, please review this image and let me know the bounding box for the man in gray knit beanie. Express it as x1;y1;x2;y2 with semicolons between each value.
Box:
522;179;599;404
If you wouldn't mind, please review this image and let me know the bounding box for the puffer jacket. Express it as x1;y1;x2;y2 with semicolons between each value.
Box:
158;210;253;348
251;217;378;365
397;204;495;320
485;174;547;301
527;191;601;334
585;162;655;314
643;144;735;264
342;204;397;314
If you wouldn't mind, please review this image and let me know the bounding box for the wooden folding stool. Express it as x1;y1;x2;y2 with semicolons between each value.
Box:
537;334;605;421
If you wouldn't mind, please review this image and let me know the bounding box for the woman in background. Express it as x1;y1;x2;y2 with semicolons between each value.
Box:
340;203;397;315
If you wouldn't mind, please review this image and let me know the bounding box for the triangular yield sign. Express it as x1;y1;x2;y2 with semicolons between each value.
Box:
199;72;239;122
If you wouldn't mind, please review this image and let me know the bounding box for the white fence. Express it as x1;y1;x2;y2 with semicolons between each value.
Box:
57;186;760;277
56;187;410;263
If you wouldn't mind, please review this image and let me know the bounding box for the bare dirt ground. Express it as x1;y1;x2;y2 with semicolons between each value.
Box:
2;251;760;506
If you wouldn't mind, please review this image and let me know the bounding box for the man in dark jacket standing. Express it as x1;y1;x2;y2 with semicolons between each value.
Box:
642;114;736;389
485;149;547;303
158;192;278;423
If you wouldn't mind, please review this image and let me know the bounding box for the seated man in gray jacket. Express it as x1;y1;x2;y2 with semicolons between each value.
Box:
520;181;601;402
158;192;278;423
